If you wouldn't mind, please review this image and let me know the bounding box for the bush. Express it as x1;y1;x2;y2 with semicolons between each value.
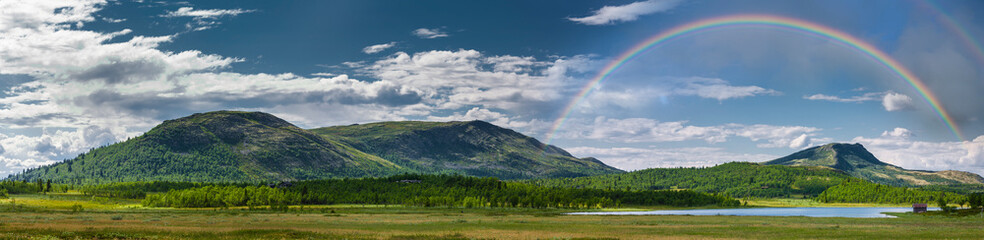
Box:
70;204;83;213
111;215;123;220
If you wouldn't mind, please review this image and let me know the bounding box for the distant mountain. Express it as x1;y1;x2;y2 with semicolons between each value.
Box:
311;121;624;179
762;143;984;186
9;111;621;183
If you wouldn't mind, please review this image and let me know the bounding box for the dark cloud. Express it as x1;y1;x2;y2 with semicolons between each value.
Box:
891;16;984;137
0;112;78;128
72;60;166;84
69;84;425;123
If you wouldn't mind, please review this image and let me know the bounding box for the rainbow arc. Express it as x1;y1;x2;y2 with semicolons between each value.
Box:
545;14;963;144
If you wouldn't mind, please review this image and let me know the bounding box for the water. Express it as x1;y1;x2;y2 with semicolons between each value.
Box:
568;207;940;218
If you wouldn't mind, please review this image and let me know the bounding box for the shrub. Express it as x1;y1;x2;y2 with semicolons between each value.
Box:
70;204;83;213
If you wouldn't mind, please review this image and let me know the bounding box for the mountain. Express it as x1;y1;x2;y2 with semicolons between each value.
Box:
9;111;621;183
762;143;984;186
528;162;853;198
9;111;402;183
310;120;624;179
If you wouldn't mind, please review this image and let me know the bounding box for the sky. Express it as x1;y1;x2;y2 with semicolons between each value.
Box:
1;0;984;177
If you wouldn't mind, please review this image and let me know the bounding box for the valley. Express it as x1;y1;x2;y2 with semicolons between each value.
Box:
1;111;982;239
1;193;983;240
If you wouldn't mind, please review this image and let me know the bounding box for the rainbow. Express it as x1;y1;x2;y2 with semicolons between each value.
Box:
545;14;964;144
919;0;984;67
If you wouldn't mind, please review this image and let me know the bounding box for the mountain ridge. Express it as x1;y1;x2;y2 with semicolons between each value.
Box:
762;143;984;186
8;111;622;183
311;120;623;179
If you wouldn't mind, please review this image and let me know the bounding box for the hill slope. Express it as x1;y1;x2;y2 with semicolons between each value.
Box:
9;111;402;183
528;162;852;198
763;143;984;186
10;111;621;183
311;121;624;179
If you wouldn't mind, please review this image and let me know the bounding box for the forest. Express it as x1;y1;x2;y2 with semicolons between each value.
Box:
815;179;967;205
141;174;740;209
528;162;852;198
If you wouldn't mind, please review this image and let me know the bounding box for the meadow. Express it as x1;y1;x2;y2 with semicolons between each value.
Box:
1;193;983;239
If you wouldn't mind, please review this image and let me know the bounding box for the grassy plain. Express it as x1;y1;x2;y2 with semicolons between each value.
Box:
0;194;982;239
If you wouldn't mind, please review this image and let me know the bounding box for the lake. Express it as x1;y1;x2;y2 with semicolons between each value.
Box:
569;207;940;218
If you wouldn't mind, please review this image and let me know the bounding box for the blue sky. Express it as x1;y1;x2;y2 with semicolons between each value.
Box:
1;0;983;176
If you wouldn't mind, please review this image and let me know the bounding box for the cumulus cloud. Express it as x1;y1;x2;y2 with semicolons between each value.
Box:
412;28;448;39
485;55;538;73
0;0;103;31
568;0;682;25
853;131;984;175
882;127;913;138
362;42;396;54
0;1;607;175
426;107;535;130
788;134;809;149
882;92;914;111
363;49;595;112
0;125;135;176
555;117;820;148
566;146;779;171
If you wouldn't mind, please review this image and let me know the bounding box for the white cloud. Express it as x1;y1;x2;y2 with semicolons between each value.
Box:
580;77;778;111
161;7;255;31
852;132;984;176
426;107;534;130
566;146;778;171
555;117;820;148
162;7;255;19
362;42;396;54
789;134;809;149
803;91;915;112
485;55;537;73
412;28;449;39
102;17;125;23
882;92;914;111
364;49;595;111
675;77;779;101
568;0;682;25
882;127;913;138
803;92;882;103
0;125;137;176
310;72;336;77
0;0;104;31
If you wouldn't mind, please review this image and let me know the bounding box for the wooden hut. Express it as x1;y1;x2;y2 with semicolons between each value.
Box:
912;203;928;213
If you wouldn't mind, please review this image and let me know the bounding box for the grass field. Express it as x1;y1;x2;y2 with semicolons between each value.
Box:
0;194;982;239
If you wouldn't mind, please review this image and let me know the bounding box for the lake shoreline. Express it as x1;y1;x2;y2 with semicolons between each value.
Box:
568;207;938;218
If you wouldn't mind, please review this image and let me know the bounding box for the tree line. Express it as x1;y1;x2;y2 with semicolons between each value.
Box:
142;174;740;209
816;179;967;205
527;162;851;198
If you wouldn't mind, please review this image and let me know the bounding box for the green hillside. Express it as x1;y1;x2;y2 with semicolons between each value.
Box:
8;111;402;183
528;162;852;198
311;121;624;179
816;178;966;204
9;111;622;183
763;143;984;186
